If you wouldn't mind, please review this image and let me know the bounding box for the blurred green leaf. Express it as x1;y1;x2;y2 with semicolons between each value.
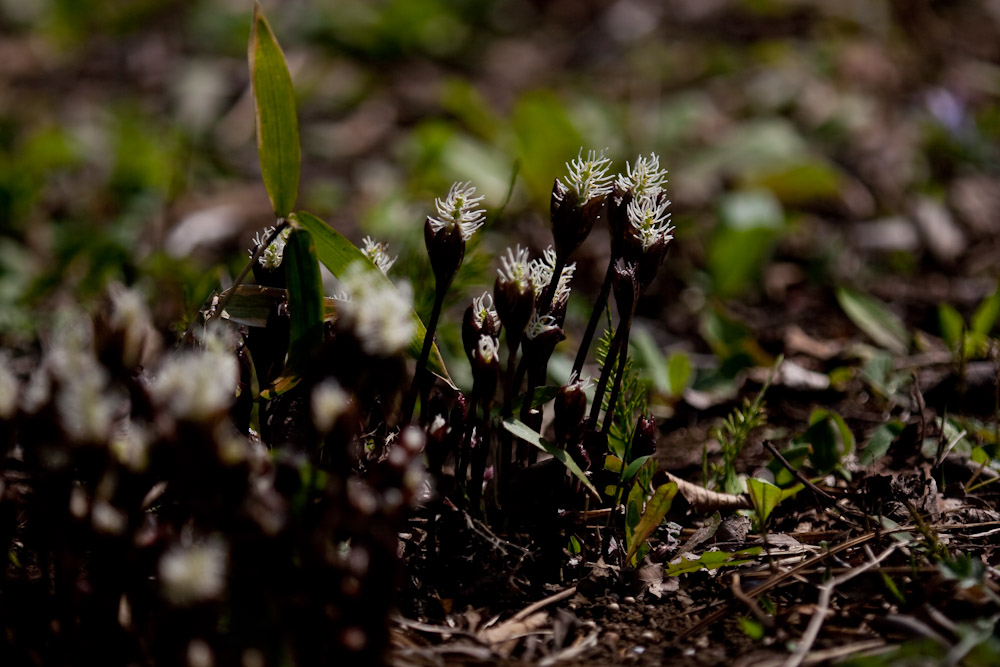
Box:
626;481;678;566
836;287;910;354
630;325;668;395
502;419;599;499
793;408;855;473
742;159;843;206
860;420;904;467
511;91;582;205
709;189;785;297
293;211;453;388
249;2;300;217
938;303;965;353
667;352;693;397
971;286;1000;338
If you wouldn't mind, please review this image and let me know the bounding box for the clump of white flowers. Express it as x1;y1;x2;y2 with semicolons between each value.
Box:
107;282;158;368
152;326;239;421
159;536;229;606
336;263;415;356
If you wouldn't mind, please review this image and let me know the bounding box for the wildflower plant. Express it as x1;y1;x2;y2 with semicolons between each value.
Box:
0;4;689;664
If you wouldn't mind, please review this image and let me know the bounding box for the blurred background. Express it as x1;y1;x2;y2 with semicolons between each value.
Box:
1;0;999;395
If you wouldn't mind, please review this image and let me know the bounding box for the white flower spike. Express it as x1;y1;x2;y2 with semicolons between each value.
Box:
530;245;576;307
361;235;397;275
427;181;486;241
555;148;613;204
617;153;668;197
627;193;673;251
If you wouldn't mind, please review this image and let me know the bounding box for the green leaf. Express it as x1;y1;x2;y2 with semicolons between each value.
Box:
859;420;904;467
626;482;678;566
622;455;654;484
284;227;324;359
938;303;965;353
630;325;668;395
249;2;300;217
219;285;343;329
260;227;324;400
793;409;855;474
835;287;909;354
971;286;1000;338
292;211;454;388
746;478;782;529
664;546;763;576
667;352;693;397
502;419;599;499
739;616;766;641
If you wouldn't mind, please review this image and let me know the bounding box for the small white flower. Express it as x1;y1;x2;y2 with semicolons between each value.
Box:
250;226;292;269
312;379;349;434
92;500;127;535
471;292;497;328
337;263;416;356
110;420;150;472
497;245;532;290
361;235;396;275
108;283;157;367
427;182;486;241
530;246;576;306
616;153;668;197
159;536;228;606
555;148;613;204
568;373;594;393
627;194;674;251
55;355;116;443
152;347;238;421
525;312;559;340
476;335;499;364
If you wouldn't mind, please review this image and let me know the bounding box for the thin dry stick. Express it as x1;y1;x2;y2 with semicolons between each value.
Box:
762;440;835;506
509;586;577;624
782;542;901;667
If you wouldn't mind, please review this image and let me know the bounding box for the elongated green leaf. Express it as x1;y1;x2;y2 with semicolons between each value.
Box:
292;210;454;388
502;419;599;499
835;287;909;354
284;227;324;361
664;546;762;576
249;2;300;217
622;455;654;484
626;482;678;565
259;227;324;400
